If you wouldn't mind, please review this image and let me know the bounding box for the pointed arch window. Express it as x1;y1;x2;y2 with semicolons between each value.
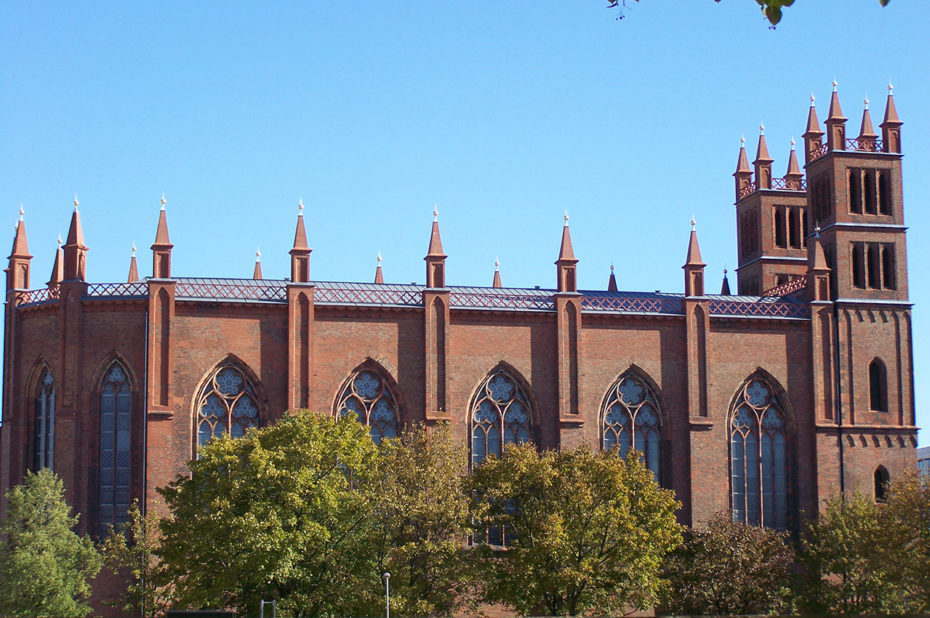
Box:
33;367;55;471
869;359;888;412
99;362;132;536
196;363;262;449
730;377;789;530
470;368;533;467
335;366;399;444
874;466;890;503
602;372;661;478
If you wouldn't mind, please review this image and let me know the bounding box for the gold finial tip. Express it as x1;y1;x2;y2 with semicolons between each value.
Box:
160;193;166;208
131;242;137;255
298;197;304;213
494;256;500;269
563;210;569;226
256;247;261;260
377;252;382;264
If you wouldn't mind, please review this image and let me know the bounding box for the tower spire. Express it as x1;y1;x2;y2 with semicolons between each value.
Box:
720;268;731;295
151;195;173;279
63;197;88;281
803;92;825;164
826;80;847;151
253;248;263;280
492;257;502;288
880;82;902;153
858;96;878;151
6;206;32;291
683;217;705;297
555;212;578;293
425;205;447;288
374;252;384;284
784;138;803;190
753;123;774;190
127;243;139;283
290;198;312;282
734;136;753;200
607;264;618;292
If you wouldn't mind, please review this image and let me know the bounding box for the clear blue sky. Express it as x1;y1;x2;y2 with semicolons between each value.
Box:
2;2;928;442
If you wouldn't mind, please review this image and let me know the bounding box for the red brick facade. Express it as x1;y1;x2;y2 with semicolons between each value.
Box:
0;89;917;545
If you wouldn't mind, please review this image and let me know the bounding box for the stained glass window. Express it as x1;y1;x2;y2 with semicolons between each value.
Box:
471;369;533;467
335;368;399;444
33;367;55;471
196;363;261;449
602;372;661;477
730;377;789;530
99;362;131;536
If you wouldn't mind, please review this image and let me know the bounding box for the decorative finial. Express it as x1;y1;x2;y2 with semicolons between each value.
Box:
563;210;569;226
723;267;728;275
298;197;304;213
73;194;79;211
377;251;382;265
690;216;696;231
740;135;745;146
57;234;62;247
888;81;894;95
814;225;821;238
832;79;838;92
810;92;816;105
790;137;796;149
864;96;869;110
494;256;500;270
759;122;765;135
131;242;136;256
19;204;24;220
610;263;614;272
256;247;261;261
433;203;438;222
160;193;166;210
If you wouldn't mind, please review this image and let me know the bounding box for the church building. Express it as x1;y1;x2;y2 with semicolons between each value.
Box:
0;85;917;538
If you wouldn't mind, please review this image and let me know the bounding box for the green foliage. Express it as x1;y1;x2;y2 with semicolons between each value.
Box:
879;474;930;613
606;0;892;26
158;411;382;617
662;512;795;615
0;468;102;617
100;500;173;616
469;444;682;616
369;423;475;616
799;491;892;614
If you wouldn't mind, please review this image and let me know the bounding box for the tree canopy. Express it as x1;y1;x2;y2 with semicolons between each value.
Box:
469;444;681;616
0;468;102;617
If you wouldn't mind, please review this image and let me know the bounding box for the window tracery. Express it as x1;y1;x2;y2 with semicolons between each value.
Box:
335;367;399;444
99;361;131;536
196;363;261;448
730;376;789;530
602;372;661;477
470;368;533;467
33;366;55;471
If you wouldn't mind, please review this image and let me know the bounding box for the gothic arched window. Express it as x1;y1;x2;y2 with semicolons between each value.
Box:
33;366;55;471
874;466;890;503
602;372;661;477
335;366;400;444
869;358;888;412
470;367;533;467
730;376;789;530
196;362;261;448
99;361;132;536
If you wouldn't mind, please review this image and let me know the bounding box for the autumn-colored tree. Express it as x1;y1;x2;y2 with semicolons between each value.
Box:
881;474;930;613
0;468;102;617
100;500;173;616
662;513;795;615
470;444;681;616
368;423;475;616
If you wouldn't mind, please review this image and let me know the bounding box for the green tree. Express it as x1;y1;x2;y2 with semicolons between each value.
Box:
158;411;382;617
799;491;893;614
369;423;475;616
607;0;892;26
0;468;102;617
662;513;795;615
100;500;173;616
469;444;681;616
881;474;930;613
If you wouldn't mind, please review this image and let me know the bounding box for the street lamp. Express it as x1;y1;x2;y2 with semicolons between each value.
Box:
382;571;391;618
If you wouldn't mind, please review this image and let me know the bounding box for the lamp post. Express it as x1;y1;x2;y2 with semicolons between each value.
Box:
382;571;391;618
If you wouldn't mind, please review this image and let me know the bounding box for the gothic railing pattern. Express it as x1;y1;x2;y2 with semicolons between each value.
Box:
738;182;756;199
14;286;59;306
175;279;287;302
762;276;808;298
85;282;149;298
809;142;830;162
449;287;554;311
581;294;684;314
739;177;808;199
846;137;884;152
707;297;809;319
314;283;422;307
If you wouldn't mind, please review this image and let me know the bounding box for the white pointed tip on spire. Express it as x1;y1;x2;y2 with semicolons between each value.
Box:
740;135;745;146
256;247;261;262
888;81;894;95
864;95;870;110
433;203;438;222
814;225;821;238
131;242;137;257
73;194;79;211
610;263;614;272
160;192;166;210
377;251;382;264
790;137;796;149
563;210;569;226
690;215;696;231
494;256;500;270
810;92;816;105
759;122;765;135
19;204;24;220
298;197;304;214
832;79;838;92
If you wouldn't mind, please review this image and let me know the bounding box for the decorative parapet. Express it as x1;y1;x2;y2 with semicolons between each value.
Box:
762;276;808;298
